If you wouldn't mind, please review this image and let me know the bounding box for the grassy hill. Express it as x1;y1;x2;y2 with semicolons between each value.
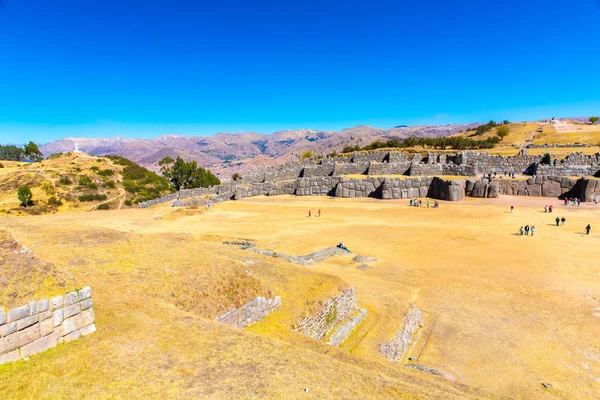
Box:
0;153;174;215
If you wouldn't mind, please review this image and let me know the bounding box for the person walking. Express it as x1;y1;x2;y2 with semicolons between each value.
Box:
519;226;524;236
586;224;591;235
525;225;530;235
317;209;321;217
511;205;514;213
544;205;548;213
577;198;581;207
555;217;560;226
308;210;311;217
561;217;566;225
531;225;535;236
549;205;553;213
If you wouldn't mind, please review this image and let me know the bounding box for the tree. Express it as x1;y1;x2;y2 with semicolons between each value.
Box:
503;120;510;125
301;150;314;159
24;141;43;162
231;173;242;181
590;116;599;125
158;156;174;172
0;145;25;161
496;125;510;141
18;186;33;207
162;156;220;190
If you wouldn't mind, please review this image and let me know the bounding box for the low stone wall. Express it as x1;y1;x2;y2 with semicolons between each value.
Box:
0;287;96;365
381;304;422;362
296;177;343;196
328;307;367;346
295;286;357;341
368;161;411;175
215;295;281;328
301;163;335;178
137;193;178;208
333;161;370;176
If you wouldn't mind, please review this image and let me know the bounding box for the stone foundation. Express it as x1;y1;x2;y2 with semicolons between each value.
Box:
327;307;367;346
381;304;422;362
0;287;96;365
295;286;358;341
215;296;281;328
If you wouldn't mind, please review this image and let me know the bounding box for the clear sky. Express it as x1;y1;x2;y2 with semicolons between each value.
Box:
1;0;599;144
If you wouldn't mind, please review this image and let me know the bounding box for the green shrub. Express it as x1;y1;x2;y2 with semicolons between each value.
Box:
87;183;98;190
124;199;132;206
90;166;100;172
78;175;92;185
98;169;114;176
78;194;107;202
18;186;33;207
59;176;72;185
104;181;116;189
47;196;63;206
96;158;103;162
97;203;109;210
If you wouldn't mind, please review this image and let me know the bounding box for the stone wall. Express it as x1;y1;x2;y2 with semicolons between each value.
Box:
368;161;411;175
0;287;96;365
295;177;343;196
381;304;422;362
215;295;281;328
301;163;335;178
333;161;370;176
295;286;358;341
328;307;367;346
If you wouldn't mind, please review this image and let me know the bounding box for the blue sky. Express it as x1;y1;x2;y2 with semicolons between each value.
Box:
1;0;599;144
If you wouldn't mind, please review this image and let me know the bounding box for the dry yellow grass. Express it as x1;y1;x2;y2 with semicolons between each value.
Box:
0;194;598;398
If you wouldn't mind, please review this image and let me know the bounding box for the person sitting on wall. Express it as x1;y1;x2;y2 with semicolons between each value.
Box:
337;242;351;252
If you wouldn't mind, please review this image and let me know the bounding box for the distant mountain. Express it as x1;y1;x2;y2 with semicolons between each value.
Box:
40;123;479;175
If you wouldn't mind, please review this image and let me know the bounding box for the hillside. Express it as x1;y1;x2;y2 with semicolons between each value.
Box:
0;153;173;215
39;124;478;173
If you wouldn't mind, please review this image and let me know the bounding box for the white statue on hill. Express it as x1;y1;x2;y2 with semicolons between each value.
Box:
74;142;80;152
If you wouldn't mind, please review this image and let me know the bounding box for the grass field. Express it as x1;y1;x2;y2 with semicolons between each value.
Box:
0;194;599;399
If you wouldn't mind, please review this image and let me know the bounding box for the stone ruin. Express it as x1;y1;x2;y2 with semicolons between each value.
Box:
138;150;600;208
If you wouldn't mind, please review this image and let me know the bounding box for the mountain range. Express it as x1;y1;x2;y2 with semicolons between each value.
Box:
40;123;479;176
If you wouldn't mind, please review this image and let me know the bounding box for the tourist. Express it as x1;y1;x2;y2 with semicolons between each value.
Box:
586;224;591;235
427;200;430;208
561;217;566;225
555;217;560;226
564;198;568;206
519;226;524;236
410;199;413;206
308;210;311;217
531;226;535;236
577;198;581;207
434;200;439;208
511;205;514;213
544;205;547;213
524;225;530;235
318;209;321;217
549;205;553;213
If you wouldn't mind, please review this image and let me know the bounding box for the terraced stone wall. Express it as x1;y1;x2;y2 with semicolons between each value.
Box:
381;304;422;362
0;287;96;365
295;286;357;341
215;296;281;328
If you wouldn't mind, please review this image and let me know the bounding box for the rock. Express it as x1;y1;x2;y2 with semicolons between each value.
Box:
7;305;31;323
80;298;93;311
408;356;417;361
40;318;54;337
29;301;37;315
37;299;49;313
80;323;96;336
0;309;5;325
61;309;95;336
53;309;64;327
16;315;39;331
64;291;79;306
0;322;17;337
404;363;445;377
63;303;81;319
78;286;92;301
356;264;371;270
351;255;378;264
50;296;63;310
541;383;553;389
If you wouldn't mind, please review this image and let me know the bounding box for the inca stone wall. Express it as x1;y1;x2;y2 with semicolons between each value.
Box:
137;150;600;208
295;286;357;341
381;304;422;362
215;295;281;328
328;307;367;347
0;287;96;365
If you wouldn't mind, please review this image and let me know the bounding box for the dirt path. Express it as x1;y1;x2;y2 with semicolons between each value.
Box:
87;188;126;211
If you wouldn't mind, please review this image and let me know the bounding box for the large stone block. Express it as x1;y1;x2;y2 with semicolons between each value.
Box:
0;309;5;325
37;299;49;313
61;309;95;336
29;301;37;315
20;330;60;358
63;330;81;343
528;184;542;197
53;309;64;327
542;181;561;197
64;303;81;319
40;317;54;337
0;324;40;355
7;305;30;323
16;315;38;331
64;291;79;306
39;310;52;321
80;323;96;336
50;296;63;310
0;349;20;365
0;322;17;338
407;187;420;198
80;298;93;311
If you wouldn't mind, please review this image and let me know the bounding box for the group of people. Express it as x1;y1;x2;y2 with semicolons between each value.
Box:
519;225;536;236
410;199;439;208
555;217;566;226
544;205;554;213
564;197;581;207
307;209;321;217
